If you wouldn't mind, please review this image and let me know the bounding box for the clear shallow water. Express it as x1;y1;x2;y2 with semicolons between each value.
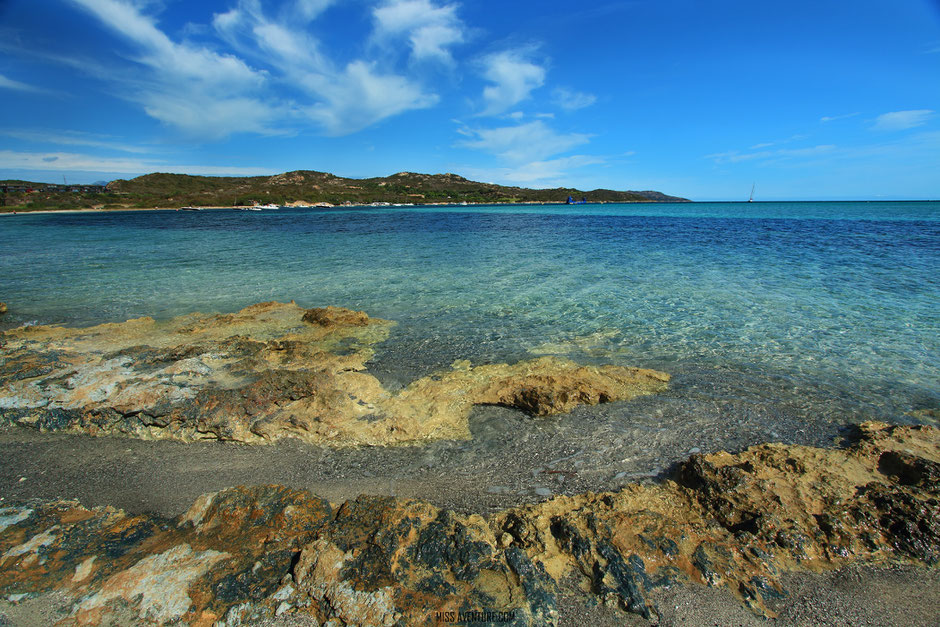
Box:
1;202;938;417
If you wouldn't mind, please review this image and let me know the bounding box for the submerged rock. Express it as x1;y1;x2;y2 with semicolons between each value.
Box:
0;302;7;315
301;305;370;327
0;422;937;625
0;302;669;446
910;407;940;425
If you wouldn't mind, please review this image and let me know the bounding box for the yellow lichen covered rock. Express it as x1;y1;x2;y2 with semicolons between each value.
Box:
0;423;937;625
0;302;669;446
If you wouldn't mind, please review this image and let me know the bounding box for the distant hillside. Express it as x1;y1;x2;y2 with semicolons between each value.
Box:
2;171;688;211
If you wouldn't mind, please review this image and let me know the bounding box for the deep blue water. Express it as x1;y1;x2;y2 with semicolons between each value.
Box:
1;202;938;414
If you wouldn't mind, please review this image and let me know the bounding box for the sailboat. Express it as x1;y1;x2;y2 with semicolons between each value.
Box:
748;184;755;203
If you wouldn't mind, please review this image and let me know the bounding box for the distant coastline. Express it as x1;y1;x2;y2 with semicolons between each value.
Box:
0;199;683;215
4;198;939;217
0;170;689;213
5;199;939;217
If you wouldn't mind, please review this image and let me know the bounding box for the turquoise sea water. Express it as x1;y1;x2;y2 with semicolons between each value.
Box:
1;201;938;422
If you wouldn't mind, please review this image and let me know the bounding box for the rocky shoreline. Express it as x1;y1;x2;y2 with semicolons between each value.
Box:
1;303;938;625
0;302;668;447
0;422;937;625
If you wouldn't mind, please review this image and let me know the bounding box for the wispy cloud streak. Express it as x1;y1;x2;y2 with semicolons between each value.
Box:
0;73;46;93
0;150;272;176
872;109;934;131
553;87;596;111
457;120;589;162
706;145;836;164
820;112;860;123
0;129;152;153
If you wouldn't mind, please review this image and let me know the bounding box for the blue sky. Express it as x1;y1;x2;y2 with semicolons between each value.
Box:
0;0;938;200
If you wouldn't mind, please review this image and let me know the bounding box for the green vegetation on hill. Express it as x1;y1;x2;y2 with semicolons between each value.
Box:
1;171;688;212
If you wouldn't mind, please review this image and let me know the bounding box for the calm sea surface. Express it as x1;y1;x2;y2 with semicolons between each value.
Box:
2;201;938;423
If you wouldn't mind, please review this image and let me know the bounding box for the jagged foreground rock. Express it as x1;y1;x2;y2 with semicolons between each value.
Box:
0;422;937;625
0;302;669;446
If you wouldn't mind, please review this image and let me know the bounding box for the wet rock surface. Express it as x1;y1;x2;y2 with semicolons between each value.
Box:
0;422;937;625
0;302;668;447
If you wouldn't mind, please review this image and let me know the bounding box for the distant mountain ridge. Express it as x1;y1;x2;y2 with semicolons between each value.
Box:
105;170;689;206
2;170;688;211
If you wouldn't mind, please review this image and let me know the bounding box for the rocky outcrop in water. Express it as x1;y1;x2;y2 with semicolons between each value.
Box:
0;302;669;446
0;422;937;625
0;302;7;315
910;407;940;425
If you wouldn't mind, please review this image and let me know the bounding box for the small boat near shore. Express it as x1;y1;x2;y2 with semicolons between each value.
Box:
258;203;280;210
179;206;200;211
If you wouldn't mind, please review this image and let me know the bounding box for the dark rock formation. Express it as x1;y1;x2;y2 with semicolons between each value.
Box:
0;422;937;625
301;306;370;327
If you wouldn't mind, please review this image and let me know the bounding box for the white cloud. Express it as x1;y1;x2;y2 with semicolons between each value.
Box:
70;0;261;86
0;129;151;153
142;94;283;139
706;131;940;186
707;145;836;164
66;0;274;139
552;87;596;111
302;61;438;136
747;134;808;150
820;112;859;123
213;0;437;136
462;155;604;187
372;0;465;64
292;0;335;22
479;50;546;116
0;150;272;176
213;1;328;71
55;0;439;138
872;109;934;131
0;73;44;92
457;120;590;162
456;117;601;187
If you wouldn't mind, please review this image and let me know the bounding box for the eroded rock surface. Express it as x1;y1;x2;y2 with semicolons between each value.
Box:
0;302;669;446
0;422;937;625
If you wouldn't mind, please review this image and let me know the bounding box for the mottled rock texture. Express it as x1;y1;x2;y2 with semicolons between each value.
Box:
0;302;669;446
0;422;937;625
910;407;940;425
